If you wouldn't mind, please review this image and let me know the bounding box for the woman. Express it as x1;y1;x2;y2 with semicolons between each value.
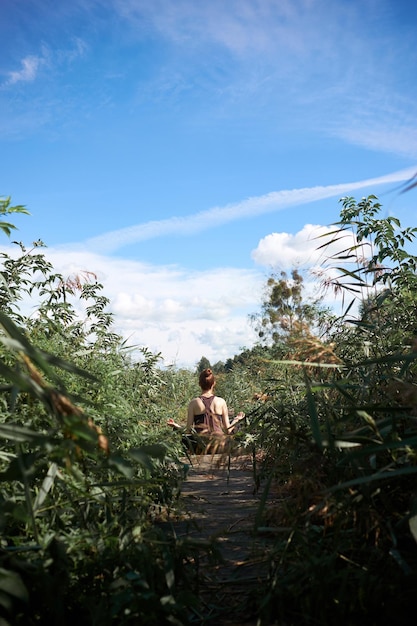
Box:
167;368;244;434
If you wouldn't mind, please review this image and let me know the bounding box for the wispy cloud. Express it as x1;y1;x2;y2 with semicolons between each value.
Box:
117;0;417;159
2;38;87;90
5;56;42;86
82;167;417;254
2;0;416;160
117;0;355;57
338;124;417;160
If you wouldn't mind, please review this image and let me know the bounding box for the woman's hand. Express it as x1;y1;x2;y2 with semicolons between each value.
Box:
227;412;245;431
167;418;181;429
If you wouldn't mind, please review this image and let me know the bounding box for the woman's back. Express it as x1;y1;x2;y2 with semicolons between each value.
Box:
167;368;244;436
190;395;226;418
189;395;227;434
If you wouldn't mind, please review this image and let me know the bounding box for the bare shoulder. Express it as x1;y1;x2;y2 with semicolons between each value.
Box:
189;397;204;411
212;395;227;412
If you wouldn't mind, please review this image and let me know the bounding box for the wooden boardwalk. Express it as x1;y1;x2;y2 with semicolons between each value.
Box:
162;453;278;626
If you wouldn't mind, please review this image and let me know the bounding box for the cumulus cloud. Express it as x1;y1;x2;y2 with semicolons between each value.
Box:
251;224;367;270
33;248;263;367
40;221;371;365
251;225;325;268
251;221;372;269
251;220;377;320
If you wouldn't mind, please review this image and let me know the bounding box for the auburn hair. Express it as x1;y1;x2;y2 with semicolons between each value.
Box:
199;368;215;391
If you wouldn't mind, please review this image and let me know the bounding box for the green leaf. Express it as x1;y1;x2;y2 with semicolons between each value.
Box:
304;371;322;449
128;444;167;467
0;452;39;482
33;463;59;513
61;417;98;443
0;569;29;602
107;454;135;479
134;443;167;459
327;465;417;493
0;313;86;386
42;352;97;381
0;423;50;444
331;267;368;284
272;359;344;369
0;222;17;237
0;360;43;394
0;311;47;364
128;448;156;470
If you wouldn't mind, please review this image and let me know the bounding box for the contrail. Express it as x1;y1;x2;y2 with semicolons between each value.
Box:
81;166;416;254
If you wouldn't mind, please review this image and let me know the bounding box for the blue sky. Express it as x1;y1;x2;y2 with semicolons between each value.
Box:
1;0;417;368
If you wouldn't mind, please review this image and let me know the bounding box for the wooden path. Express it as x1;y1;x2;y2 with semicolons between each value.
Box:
161;453;279;626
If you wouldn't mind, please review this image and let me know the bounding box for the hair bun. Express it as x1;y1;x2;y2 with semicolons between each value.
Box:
199;368;215;391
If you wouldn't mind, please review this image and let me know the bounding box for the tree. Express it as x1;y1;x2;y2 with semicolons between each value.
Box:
196;356;211;373
212;360;225;374
317;195;417;357
251;268;324;347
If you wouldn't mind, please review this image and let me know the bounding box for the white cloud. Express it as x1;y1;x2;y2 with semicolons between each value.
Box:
3;1;417;162
2;39;87;90
78;167;416;254
116;0;362;59
115;0;417;159
251;221;378;321
1;211;379;368
251;224;365;269
41;219;373;366
251;220;373;272
6;56;42;85
338;124;417;160
35;249;263;367
251;225;319;268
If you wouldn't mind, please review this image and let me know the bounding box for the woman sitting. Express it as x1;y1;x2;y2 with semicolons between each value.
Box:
167;368;245;451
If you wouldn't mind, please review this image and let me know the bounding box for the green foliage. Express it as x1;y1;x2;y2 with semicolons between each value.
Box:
0;200;200;624
0;196;30;238
249;196;417;624
317;194;417;338
251;268;327;347
0;306;194;624
195;356;211;373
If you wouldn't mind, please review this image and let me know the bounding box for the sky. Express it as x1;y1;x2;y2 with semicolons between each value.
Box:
1;0;417;369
